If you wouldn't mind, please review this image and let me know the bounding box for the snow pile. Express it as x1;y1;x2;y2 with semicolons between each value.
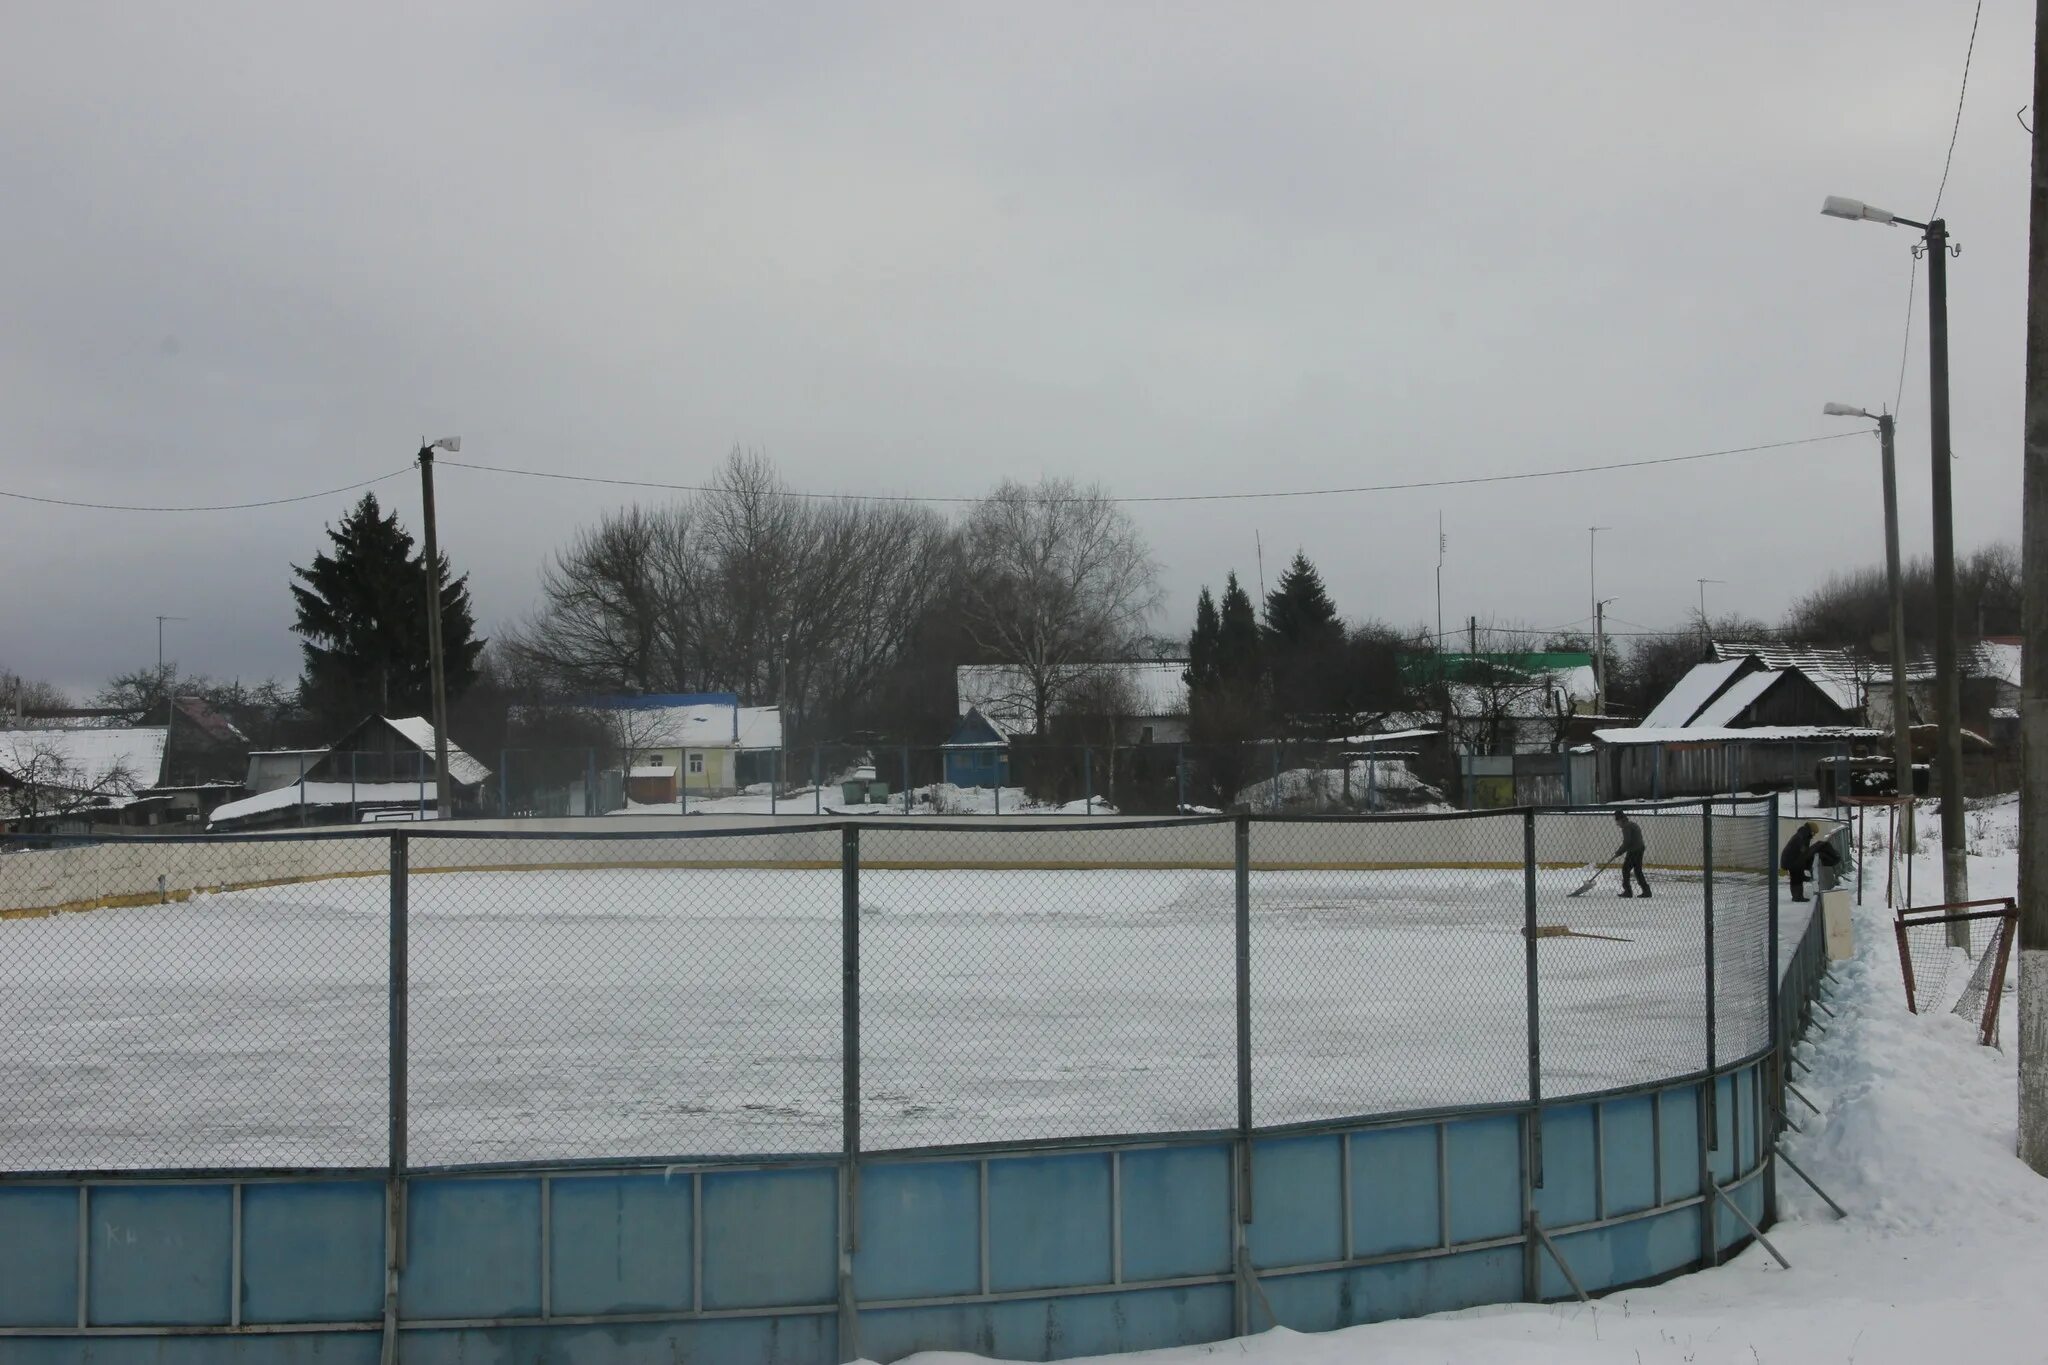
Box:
883;795;2048;1364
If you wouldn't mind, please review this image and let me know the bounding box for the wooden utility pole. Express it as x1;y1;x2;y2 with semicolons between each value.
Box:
418;440;455;821
2018;0;2048;1174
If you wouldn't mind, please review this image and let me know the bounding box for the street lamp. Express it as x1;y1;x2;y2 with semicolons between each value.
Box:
1822;194;1967;917
1694;579;1724;625
1824;401;1917;879
1589;527;1611;711
418;437;461;820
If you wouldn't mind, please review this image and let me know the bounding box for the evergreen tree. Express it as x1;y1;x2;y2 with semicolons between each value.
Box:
291;494;483;733
1216;572;1263;700
1261;552;1346;732
1185;587;1221;697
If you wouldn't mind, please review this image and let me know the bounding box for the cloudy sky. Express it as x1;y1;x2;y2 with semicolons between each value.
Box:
0;1;2031;695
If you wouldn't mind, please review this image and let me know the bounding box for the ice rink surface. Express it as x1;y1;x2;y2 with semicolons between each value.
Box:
0;861;1792;1170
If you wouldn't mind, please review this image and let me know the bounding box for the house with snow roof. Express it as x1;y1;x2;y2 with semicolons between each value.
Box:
0;724;169;830
1595;654;1882;799
582;693;785;803
955;662;1190;746
211;715;492;830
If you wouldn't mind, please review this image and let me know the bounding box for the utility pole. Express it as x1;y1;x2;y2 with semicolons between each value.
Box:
1925;219;1972;926
154;615;187;675
1468;615;1478;659
1595;598;1615;718
417;438;461;821
1876;413;1920;885
1436;511;1446;646
2016;0;2048;1175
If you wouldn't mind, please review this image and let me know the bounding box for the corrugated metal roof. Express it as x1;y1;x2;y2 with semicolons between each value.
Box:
380;716;493;786
1688;669;1781;728
1639;659;1749;729
0;726;167;794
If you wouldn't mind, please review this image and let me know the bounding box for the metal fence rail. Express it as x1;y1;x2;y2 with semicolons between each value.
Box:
0;800;1778;1176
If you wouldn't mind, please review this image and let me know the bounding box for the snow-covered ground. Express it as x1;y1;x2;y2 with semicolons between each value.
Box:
876;796;2048;1365
0;860;1778;1170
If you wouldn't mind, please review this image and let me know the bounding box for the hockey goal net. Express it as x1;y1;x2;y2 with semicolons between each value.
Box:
1894;898;2019;1047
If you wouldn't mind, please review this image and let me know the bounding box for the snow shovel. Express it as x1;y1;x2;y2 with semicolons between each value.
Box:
1566;860;1615;898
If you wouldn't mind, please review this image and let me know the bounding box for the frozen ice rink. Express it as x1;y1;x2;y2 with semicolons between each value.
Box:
0;861;1791;1170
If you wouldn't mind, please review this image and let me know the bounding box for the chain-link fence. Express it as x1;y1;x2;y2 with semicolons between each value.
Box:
0;799;1778;1173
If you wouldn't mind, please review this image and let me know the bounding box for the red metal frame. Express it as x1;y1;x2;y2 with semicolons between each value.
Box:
1892;898;2019;1043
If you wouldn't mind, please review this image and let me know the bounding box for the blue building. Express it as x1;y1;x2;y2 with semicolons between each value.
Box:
941;707;1011;788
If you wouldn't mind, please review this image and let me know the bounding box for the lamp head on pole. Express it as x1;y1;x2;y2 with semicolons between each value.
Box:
1821;195;1928;231
426;436;461;454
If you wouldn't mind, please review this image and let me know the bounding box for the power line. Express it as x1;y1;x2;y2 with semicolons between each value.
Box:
1893;254;1919;420
0;465;413;514
1930;0;1983;220
441;431;1866;507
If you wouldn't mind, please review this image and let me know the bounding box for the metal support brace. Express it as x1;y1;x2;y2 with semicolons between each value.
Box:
839;826;862;1364
1773;1146;1848;1219
1235;1245;1280;1332
380;833;410;1365
1787;1082;1822;1116
1527;1213;1590;1304
1711;1183;1790;1269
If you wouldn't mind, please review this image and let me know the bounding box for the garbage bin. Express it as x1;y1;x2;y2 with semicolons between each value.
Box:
867;780;891;804
840;780;867;806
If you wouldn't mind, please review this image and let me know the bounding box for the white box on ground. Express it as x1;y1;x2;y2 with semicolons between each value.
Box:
1819;888;1854;961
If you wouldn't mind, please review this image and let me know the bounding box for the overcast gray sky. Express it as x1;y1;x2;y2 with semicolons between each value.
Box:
0;1;2031;695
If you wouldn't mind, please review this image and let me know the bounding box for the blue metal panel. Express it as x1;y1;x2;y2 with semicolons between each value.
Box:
549;1173;693;1316
242;1181;385;1325
402;1177;542;1321
1659;1087;1701;1199
1444;1116;1520;1243
855;1160;980;1301
1531;1105;1596;1228
397;1315;835;1365
1344;1245;1523;1323
986;1152;1112;1293
1539;1207;1700;1298
1351;1126;1439;1257
1247;1134;1342;1270
1600;1097;1657;1215
89;1185;234;1327
1710;1076;1738;1184
701;1167;838;1311
1739;1066;1761;1171
859;1283;1235;1363
0;1334;381;1364
1118;1145;1231;1281
0;1187;78;1327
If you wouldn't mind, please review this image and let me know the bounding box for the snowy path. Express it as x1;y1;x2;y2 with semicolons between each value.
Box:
880;799;2048;1364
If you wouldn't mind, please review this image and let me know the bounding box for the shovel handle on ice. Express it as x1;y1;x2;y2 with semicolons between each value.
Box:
1567;860;1616;897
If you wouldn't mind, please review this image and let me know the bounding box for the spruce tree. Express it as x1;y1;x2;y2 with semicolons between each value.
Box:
1216;572;1263;701
291;493;483;733
1262;552;1347;734
1186;587;1221;697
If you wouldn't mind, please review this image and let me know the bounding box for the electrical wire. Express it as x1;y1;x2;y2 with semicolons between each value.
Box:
1929;0;1983;221
0;465;414;514
439;431;1866;507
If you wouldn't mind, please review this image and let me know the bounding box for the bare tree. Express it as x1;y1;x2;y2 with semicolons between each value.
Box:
510;449;959;742
0;735;139;825
0;672;69;720
958;478;1160;735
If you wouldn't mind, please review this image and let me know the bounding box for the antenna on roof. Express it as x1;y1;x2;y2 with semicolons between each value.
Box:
1255;531;1266;604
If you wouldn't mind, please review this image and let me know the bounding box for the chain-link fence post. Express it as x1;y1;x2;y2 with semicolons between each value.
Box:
839;825;862;1360
1523;807;1542;1190
1765;793;1782;1222
1702;802;1717;1137
498;750;508;818
385;829;410;1352
351;749;359;825
813;746;822;816
1176;745;1187;813
1232;813;1253;1335
1084;746;1094;816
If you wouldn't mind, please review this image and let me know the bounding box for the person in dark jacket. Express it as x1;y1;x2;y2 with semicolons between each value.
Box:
1612;810;1650;898
1781;821;1821;902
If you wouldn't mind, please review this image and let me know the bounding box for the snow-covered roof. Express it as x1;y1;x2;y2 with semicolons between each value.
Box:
380;716;493;786
0;726;167;795
1593;726;1885;746
629;765;674;779
1443;661;1594;722
1639;659;1748;729
1338;728;1440;744
1973;640;2022;687
1713;642;1866;710
1689;669;1781;728
956;662;1188;735
596;701;784;751
208;781;431;827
